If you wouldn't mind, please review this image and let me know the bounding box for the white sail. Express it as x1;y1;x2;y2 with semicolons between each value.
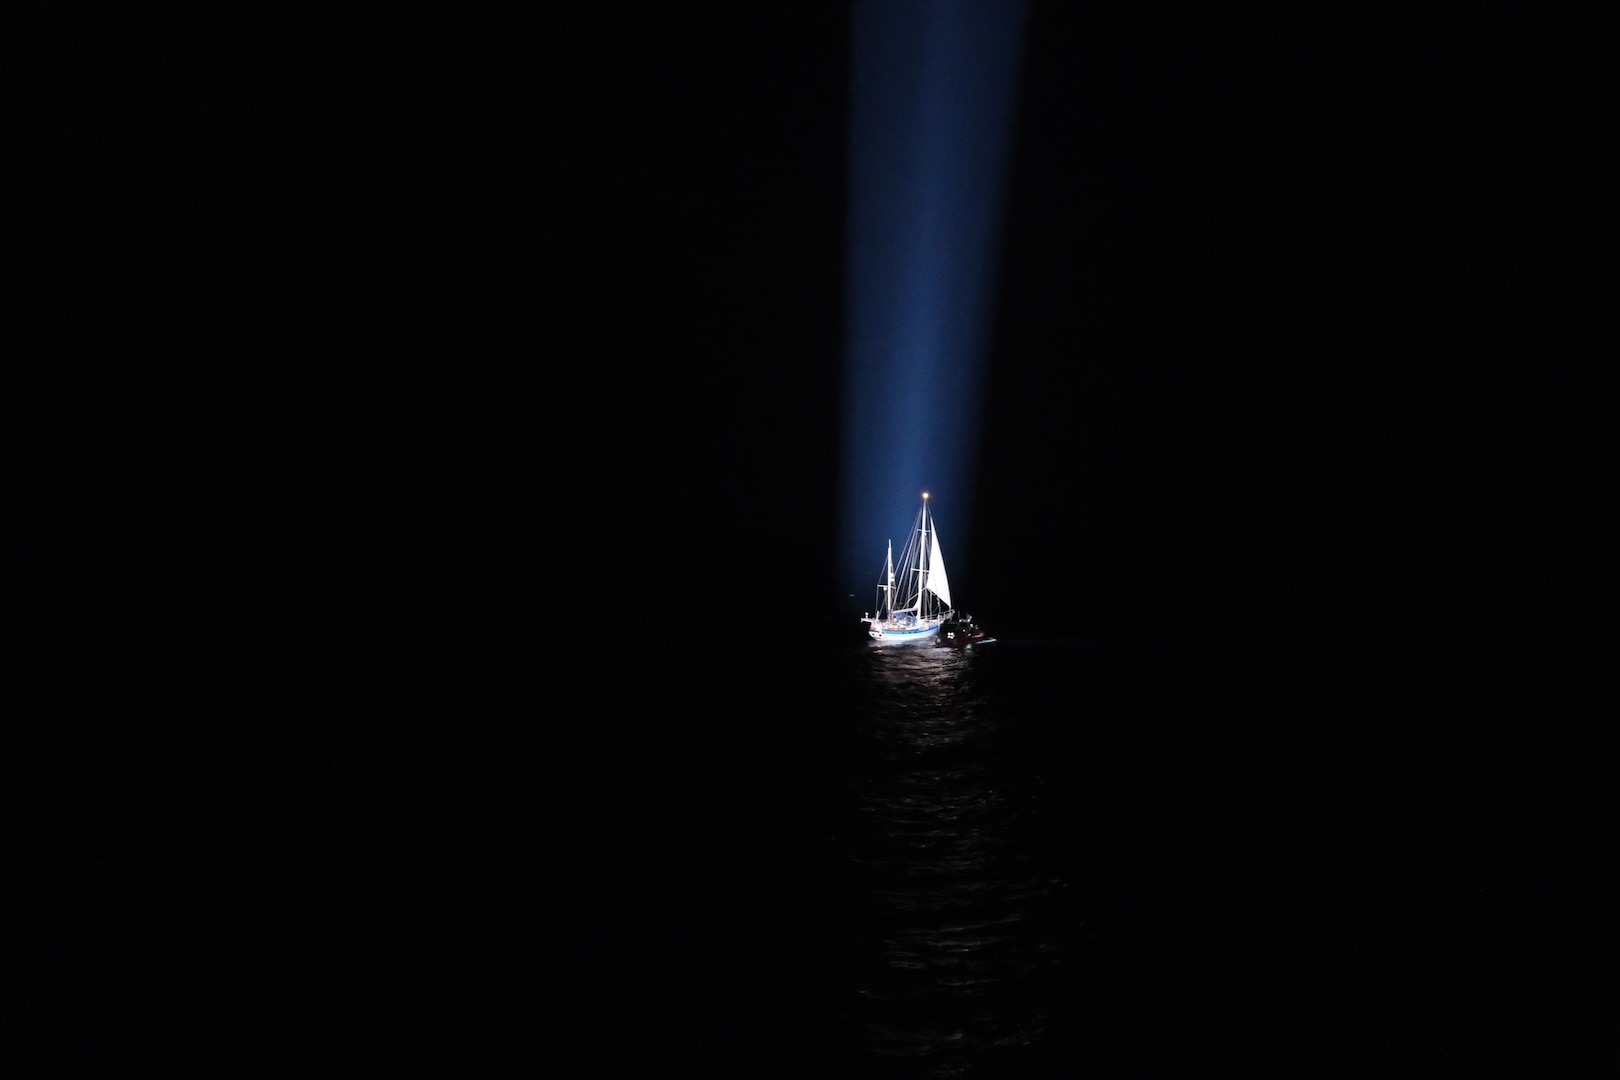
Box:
925;526;952;607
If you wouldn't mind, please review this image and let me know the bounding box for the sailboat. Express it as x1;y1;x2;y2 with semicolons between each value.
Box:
862;493;955;645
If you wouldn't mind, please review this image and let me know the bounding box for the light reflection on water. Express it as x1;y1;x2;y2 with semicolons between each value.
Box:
824;644;1067;1076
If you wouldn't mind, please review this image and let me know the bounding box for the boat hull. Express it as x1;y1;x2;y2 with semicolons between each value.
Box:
866;622;944;645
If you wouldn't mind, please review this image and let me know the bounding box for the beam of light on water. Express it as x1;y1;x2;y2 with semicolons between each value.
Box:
840;0;1025;595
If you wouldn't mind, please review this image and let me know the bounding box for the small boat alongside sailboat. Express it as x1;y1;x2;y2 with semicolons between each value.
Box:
937;615;995;649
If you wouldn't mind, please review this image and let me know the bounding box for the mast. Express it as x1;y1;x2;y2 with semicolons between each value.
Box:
885;540;894;619
919;492;930;620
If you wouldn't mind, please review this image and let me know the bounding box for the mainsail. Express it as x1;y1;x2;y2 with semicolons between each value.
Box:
925;527;951;607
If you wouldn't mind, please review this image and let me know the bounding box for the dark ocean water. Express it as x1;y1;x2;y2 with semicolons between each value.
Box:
6;587;1615;1076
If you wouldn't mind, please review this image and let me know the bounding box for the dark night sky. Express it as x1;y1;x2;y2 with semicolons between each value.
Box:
7;3;1606;643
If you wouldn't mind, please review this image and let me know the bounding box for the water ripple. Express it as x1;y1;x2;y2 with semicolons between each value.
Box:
804;644;1072;1075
